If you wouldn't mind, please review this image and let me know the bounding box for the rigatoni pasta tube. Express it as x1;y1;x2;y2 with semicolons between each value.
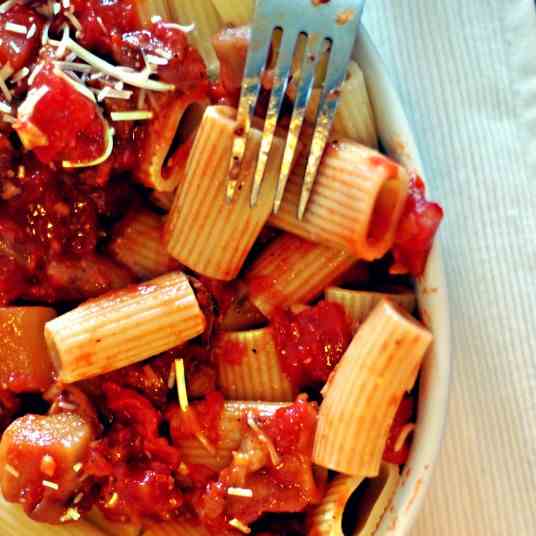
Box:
313;300;432;477
135;93;208;192
210;0;255;26
166;106;284;280
44;272;206;383
269;142;409;261
0;494;105;536
167;0;222;75
244;233;356;318
307;463;399;536
325;287;416;333
215;328;294;402
175;401;286;471
0;307;56;393
108;209;179;279
144;519;210;536
303;63;377;149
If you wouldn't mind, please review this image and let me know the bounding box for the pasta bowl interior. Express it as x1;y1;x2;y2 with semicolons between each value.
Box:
0;2;450;536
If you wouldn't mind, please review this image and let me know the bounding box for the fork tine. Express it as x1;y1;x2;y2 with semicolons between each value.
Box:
226;24;273;203
297;38;356;220
272;35;326;214
250;29;299;207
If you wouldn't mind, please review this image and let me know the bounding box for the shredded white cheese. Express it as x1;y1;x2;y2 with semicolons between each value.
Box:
55;24;70;59
40;22;50;46
0;63;13;101
55;67;96;102
11;66;29;83
27;22;37;38
394;423;416;453
63;123;114;168
5;464;19;478
111;110;154;121
18;85;49;120
145;54;168;66
247;412;280;466
64;37;175;91
27;62;44;85
54;60;92;73
161;21;195;33
5;21;27;35
42;480;59;490
60;507;81;522
227;487;253;498
72;462;83;473
175;358;188;411
0;0;16;14
229;519;252;534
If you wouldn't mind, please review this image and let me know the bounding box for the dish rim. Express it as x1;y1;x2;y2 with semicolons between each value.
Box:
353;26;451;535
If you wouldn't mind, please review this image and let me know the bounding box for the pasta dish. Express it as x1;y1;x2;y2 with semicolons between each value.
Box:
0;0;444;534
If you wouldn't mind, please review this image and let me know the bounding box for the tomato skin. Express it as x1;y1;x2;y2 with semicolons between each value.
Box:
391;174;444;278
383;396;415;465
271;301;352;388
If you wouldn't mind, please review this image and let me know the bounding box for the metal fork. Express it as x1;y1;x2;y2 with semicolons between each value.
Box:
226;0;365;219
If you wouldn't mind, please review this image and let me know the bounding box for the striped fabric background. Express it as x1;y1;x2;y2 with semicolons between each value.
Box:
363;1;536;534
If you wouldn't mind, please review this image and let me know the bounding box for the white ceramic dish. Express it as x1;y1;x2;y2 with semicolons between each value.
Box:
353;27;451;535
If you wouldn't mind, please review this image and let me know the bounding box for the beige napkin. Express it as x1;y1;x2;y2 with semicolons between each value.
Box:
364;1;536;534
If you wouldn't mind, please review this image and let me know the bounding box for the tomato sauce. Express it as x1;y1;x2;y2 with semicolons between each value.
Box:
0;5;44;71
272;301;352;388
391;174;444;277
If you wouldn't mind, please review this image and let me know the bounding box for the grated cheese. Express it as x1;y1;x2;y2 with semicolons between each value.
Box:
64;9;82;33
227;487;253;498
0;0;16;14
394;423;416;453
18;85;49;120
96;86;132;101
161;21;195;33
111;110;153;121
247;412;280;466
175;358;188;411
73;492;84;504
55;67;96;102
64;37;175;91
60;507;81;522
55;24;70;58
229;518;251;534
42;480;59;490
41;22;50;46
72;462;83;473
150;15;161;23
54;60;92;73
145;54;168;66
5;464;19;478
58;400;77;410
26;22;37;38
11;66;29;82
63;123;114;168
105;492;119;508
195;432;217;455
5;22;27;35
27;62;44;85
0;62;13;101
